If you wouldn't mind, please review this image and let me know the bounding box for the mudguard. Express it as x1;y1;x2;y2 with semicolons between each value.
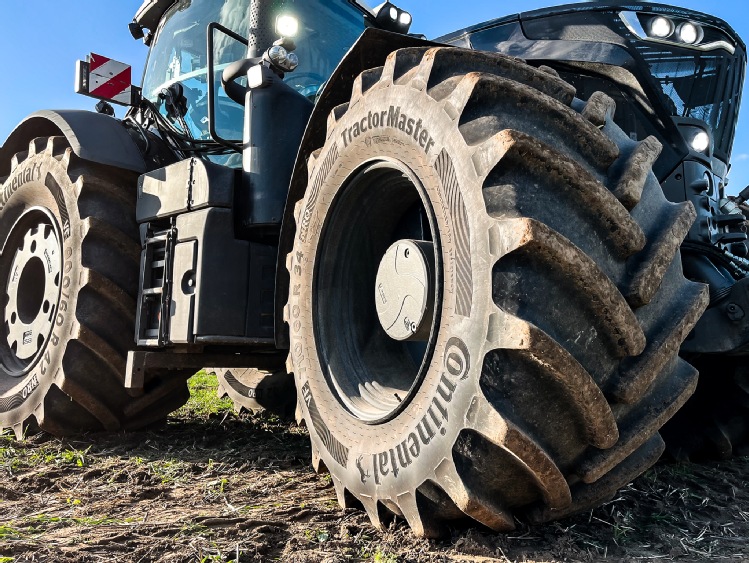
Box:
0;110;146;177
274;28;438;347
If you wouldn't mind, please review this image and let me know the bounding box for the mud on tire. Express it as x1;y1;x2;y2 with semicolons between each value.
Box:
285;47;709;537
0;137;189;437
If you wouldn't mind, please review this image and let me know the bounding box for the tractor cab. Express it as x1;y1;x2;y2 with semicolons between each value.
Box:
138;0;369;144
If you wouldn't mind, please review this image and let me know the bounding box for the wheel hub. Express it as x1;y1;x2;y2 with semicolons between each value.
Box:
5;221;61;365
375;239;435;341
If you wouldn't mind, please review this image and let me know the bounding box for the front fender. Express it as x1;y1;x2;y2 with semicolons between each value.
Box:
0;110;147;177
274;28;439;348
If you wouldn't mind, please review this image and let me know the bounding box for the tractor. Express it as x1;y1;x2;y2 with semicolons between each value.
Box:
0;0;744;537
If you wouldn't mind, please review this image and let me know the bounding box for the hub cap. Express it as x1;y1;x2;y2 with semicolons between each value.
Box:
375;239;435;341
3;214;61;374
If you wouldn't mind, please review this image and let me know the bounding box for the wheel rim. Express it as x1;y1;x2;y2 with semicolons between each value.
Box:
313;160;442;423
1;208;62;376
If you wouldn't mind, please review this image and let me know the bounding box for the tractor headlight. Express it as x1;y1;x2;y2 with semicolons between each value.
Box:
678;22;703;45
373;2;412;34
276;14;299;38
650;16;674;38
620;12;734;54
268;45;299;72
691;130;711;153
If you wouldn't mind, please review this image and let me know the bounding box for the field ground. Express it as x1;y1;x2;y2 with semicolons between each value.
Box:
2;372;749;562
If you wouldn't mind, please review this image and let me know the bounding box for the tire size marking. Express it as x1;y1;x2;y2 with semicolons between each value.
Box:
340;106;436;156
1;162;43;207
21;375;39;400
40;248;73;377
362;337;471;485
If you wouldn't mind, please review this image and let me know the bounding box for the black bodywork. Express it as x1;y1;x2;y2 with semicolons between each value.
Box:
440;2;749;358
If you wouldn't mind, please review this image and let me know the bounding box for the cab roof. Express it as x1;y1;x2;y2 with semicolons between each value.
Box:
437;1;745;51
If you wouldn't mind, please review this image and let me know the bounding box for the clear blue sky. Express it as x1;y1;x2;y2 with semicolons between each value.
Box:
1;0;748;192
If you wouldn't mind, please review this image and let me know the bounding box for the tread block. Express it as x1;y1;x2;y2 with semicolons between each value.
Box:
528;434;664;524
495;218;646;358
456;74;619;173
436;454;516;532
421;47;576;106
582;92;616;127
612;282;708;403
626;201;697;307
577;358;697;484
611;136;663;210
481;320;619;449
478;129;646;258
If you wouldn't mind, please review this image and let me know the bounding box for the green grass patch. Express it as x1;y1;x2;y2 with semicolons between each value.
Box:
175;370;234;419
0;434;90;474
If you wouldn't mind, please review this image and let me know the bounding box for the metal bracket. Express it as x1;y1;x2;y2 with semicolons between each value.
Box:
124;350;284;395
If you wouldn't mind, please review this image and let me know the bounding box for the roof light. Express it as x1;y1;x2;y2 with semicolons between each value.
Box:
276;14;299;38
649;16;674;38
373;2;413;34
679;22;702;44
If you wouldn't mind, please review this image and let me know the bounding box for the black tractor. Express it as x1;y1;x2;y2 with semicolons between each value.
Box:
0;0;743;536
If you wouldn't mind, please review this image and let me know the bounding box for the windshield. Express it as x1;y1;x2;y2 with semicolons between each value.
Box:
142;0;248;142
141;0;366;143
635;43;745;160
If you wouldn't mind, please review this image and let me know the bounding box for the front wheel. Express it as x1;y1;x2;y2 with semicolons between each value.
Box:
286;47;707;536
0;137;189;437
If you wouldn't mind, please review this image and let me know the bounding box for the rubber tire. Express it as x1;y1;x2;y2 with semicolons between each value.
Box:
0;137;189;437
286;47;708;537
214;367;296;418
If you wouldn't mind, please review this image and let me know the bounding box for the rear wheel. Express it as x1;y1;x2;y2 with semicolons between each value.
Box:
0;137;189;437
214;367;295;417
286;47;708;536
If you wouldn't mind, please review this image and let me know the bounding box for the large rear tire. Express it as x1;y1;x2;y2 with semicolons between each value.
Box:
0;137;189;437
286;47;708;536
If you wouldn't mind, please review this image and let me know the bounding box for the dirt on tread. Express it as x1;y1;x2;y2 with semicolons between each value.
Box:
285;45;707;536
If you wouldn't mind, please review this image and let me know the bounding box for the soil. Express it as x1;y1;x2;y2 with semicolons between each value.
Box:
2;379;749;562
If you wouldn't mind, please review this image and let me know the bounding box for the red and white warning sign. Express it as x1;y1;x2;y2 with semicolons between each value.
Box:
75;53;134;106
